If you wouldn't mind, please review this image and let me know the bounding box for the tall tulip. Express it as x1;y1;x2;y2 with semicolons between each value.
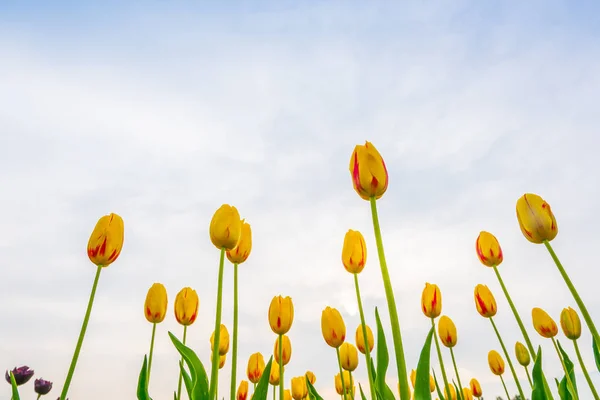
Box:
514;341;532;387
290;376;307;400
438;315;463;397
237;380;249;400
269;295;294;400
174;287;199;399
211;324;230;356
469;378;482;399
247;352;265;388
488;350;511;400
143;282;168;386
422;283;450;399
274;335;292;366
321;307;348;398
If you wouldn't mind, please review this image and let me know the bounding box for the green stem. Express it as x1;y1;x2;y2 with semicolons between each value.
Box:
177;325;188;400
573;339;600;400
369;197;409;400
273;383;276;400
209;248;226;400
492;266;536;359
525;366;533;388
59;265;103;400
336;347;347;399
552;338;578;400
279;334;284;400
500;375;511;400
544;240;600;350
147;323;157;385
230;263;239;400
348;371;355;400
431;318;451;399
450;347;464;400
353;273;376;400
489;317;526;400
37;395;41;400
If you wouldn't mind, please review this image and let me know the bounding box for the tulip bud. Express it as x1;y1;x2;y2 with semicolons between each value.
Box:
444;384;457;400
291;376;307;400
474;284;497;318
349;141;389;200
462;387;473;400
5;366;34;386
268;295;294;335
334;371;353;395
87;213;124;267
339;342;359;371
342;229;367;274
274;335;292;366
269;359;280;386
246;352;265;384
488;350;505;375
211;352;226;369
428;374;435;393
305;371;316;385
174;287;199;326
34;378;52;395
560;307;582;340
227;220;252;264
516;193;558;244
284;389;292;400
144;283;168;323
410;369;416;388
210;324;230;355
532;307;558;338
475;231;503;267
355;324;374;354
237;380;249;400
515;341;530;367
209;204;242;250
469;378;482;397
438;315;458;348
421;283;442;319
321;306;346;348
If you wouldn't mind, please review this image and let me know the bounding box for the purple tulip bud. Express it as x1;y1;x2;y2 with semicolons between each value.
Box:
5;366;34;386
34;378;53;395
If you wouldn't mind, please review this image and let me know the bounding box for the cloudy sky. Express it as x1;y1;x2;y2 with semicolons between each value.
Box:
2;1;600;399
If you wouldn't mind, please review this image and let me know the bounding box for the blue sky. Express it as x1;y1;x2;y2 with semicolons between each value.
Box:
2;1;600;399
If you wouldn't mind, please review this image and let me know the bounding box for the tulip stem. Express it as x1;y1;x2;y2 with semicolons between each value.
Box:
552;338;578;400
147;322;157;386
230;263;239;400
37;395;41;400
336;347;348;400
489;317;526;400
210;248;226;400
449;348;464;400
499;376;511;400
59;265;103;400
573;339;599;400
177;325;188;400
353;273;376;400
524;366;533;388
544;240;600;350
279;334;284;400
431;318;451;399
369;197;410;400
348;371;355;400
492;266;536;359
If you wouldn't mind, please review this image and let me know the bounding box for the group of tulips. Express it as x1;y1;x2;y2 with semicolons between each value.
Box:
5;141;600;400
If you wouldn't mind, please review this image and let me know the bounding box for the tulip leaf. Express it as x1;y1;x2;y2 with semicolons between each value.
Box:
453;380;462;400
532;346;555;400
251;356;273;400
432;370;445;400
136;355;152;400
9;372;20;400
375;307;397;400
414;327;434;400
179;360;193;397
306;377;325;400
168;331;209;400
557;340;577;400
358;383;368;400
593;338;600;373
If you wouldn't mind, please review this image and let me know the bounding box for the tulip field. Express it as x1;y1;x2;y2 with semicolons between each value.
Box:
6;141;600;400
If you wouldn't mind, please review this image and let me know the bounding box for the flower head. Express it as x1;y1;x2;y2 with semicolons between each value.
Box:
291;376;308;400
488;350;505;375
210;204;242;250
560;307;582;340
321;306;346;348
438;315;458;348
349;141;389;200
305;371;316;385
421;283;442;319
269;359;280;386
274;335;292;366
237;380;249;400
470;378;482;397
174;287;199;326
355;324;374;354
475;231;503;267
268;295;294;335
5;366;34;386
342;229;367;274
515;341;530;367
339;342;359;371
144;283;168;323
516;193;558;244
474;284;497;318
34;378;52;395
462;387;473;400
334;371;353;395
210;324;230;356
227;220;252;264
532;307;558;338
246;352;265;384
87;213;124;267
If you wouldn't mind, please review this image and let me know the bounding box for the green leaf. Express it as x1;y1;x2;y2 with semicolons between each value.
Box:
432;370;445;400
414;327;434;400
375;307;397;400
9;372;20;400
593;338;600;373
307;377;325;400
251;356;273;400
452;381;462;400
179;360;193;397
168;331;209;400
557;340;578;400
136;355;152;400
532;346;555;400
359;383;368;400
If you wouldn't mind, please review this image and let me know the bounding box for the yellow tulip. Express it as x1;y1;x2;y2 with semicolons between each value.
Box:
488;350;505;375
291;376;307;400
227;220;252;264
284;389;292;400
515;341;530;367
475;231;503;267
269;359;280;386
421;283;442;319
339;342;359;371
560;307;582;340
87;213;124;267
305;370;316;385
274;334;292;365
144;282;168;323
516;193;558;244
174;287;199;326
269;295;294;335
410;369;416;388
211;352;226;369
474;284;497;318
237;380;249;400
334;371;353;395
438;315;457;348
321;306;346;348
210;324;230;355
429;374;435;393
349;141;389;200
470;378;482;397
246;352;265;384
209;204;242;250
342;229;367;274
532;307;558;338
355;324;374;354
444;384;457;400
462;387;473;400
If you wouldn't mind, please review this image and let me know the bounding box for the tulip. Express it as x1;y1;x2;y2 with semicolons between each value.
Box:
291;376;307;400
516;193;558;244
218;353;226;369
321;307;346;348
561;307;582;340
34;378;52;395
532;307;558;338
349;141;388;200
335;371;353;395
269;359;280;386
339;342;359;371
421;283;442;319
475;231;503;267
469;378;482;398
174;287;199;326
342;229;367;274
226;220;252;264
274;335;292;366
410;369;416;388
269;296;294;335
247;353;265;384
211;324;231;356
5;366;34;386
462;387;473;400
355;325;373;354
488;350;504;375
474;284;497;318
515;341;530;367
444;384;457;400
210;204;242;250
305;371;316;385
438;316;457;348
87;213;125;267
284;389;292;400
237;380;249;400
144;282;168;386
